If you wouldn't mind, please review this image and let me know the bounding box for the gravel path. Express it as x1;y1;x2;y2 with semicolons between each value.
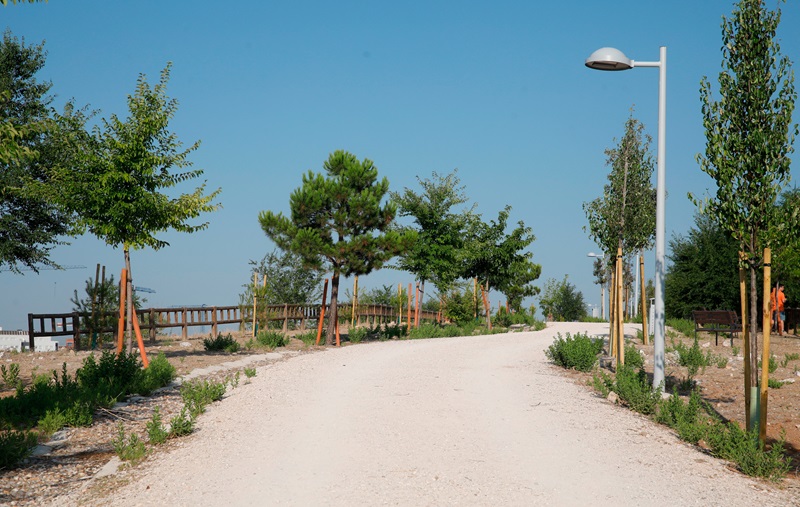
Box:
56;322;797;506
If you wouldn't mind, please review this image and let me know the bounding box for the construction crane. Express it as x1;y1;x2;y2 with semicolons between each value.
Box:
133;286;156;294
0;264;87;273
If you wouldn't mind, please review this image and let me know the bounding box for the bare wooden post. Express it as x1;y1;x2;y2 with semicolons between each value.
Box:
27;313;35;351
759;248;772;444
480;284;492;331
212;306;219;337
72;313;80;350
414;282;420;329
149;308;157;342
182;307;188;340
407;283;412;332
351;276;359;328
283;304;288;333
398;283;403;326
116;269;127;354
252;271;258;337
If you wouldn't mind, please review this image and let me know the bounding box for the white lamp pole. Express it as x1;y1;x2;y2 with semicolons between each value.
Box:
585;46;667;389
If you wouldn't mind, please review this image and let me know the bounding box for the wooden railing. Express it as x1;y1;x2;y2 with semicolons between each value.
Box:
27;303;439;351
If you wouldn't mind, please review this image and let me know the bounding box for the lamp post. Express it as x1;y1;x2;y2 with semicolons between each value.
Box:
587;252;607;320
585;46;666;389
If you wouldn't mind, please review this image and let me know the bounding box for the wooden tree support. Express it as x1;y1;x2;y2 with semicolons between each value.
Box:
315;278;329;346
116;268;149;367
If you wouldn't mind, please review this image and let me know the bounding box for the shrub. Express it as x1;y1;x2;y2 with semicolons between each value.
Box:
767;378;785;389
203;333;240;352
655;389;709;444
666;318;695;337
348;327;368;343
146;407;169;444
0;430;39;469
132;353;176;396
1;363;21;389
706;424;791;482
256;330;285;349
112;423;147;462
614;365;661;415
169;406;195;437
244;367;257;379
296;331;317;346
545;332;603;372
624;343;644;370
591;370;614;398
674;338;711;387
181;379;227;418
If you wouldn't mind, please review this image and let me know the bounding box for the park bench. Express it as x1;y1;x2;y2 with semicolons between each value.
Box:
692;310;742;346
782;308;800;336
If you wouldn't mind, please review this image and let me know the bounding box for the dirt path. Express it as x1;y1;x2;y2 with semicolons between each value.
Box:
54;322;797;506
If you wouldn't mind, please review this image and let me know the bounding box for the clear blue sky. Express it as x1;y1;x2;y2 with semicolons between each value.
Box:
2;1;799;330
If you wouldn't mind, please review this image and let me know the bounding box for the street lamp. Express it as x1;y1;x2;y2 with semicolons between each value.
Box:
587;252;607;320
585;46;667;390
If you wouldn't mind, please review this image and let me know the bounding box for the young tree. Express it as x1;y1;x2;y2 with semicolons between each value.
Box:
538;276;587;322
0;32;87;272
665;214;740;319
391;170;475;301
693;0;797;432
259;150;415;345
461;206;540;322
69;64;221;351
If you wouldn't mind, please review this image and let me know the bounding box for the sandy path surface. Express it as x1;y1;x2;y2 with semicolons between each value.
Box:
58;322;796;506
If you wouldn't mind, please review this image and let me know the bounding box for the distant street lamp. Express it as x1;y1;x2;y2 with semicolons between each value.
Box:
587;252;606;320
585;46;667;389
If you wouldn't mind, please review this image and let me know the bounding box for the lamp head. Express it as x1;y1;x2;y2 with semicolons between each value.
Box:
585;47;633;71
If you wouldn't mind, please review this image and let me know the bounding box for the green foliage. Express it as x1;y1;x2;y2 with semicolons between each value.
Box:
132;352;176;396
112;423;146;462
255;330;285;349
243;367;257;379
146;407;169;445
295;331;317;347
624;343;644;370
77;351;141;405
0;430;39;469
168;406;194;437
694;0;798;385
614;365;661;415
780;352;799;368
70;273;143;347
583;112;656;259
441;283;480;325
347;327;368;343
674;338;712;387
706;424;791;482
181;379;227;418
1;362;20;389
665;318;695;338
538;276;587;321
655;389;709;444
767;378;785;389
591;370;614;398
492;307;540;328
460;205;541;312
203;333;241;353
259;150;415;345
545;332;603;372
407;323;463;340
391;170;476;293
665;214;740;319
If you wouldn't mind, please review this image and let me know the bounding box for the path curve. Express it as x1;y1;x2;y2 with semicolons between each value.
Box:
57;322;796;506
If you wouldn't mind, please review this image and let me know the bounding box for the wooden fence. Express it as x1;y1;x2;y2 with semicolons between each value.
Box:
27;303;439;351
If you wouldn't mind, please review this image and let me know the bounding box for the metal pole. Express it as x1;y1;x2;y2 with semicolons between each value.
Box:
653;46;667;389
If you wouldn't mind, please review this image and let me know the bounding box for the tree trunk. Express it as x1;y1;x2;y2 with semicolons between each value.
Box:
124;248;133;353
749;263;759;391
326;270;340;346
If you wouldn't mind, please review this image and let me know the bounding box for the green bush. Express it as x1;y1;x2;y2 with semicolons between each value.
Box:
1;363;21;389
348;327;368;343
614;365;661;415
203;333;241;352
666;318;695;337
706;424;791;482
0;430;39;469
169;406;195;437
181;379;227;418
146;407;169;445
296;331;317;346
112;423;147;462
545;332;603;372
674;338;711;387
591;369;614;398
256;330;286;349
132;353;177;396
624;343;645;370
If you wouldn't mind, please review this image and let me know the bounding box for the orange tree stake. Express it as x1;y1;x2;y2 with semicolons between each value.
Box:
131;306;149;367
407;283;412;332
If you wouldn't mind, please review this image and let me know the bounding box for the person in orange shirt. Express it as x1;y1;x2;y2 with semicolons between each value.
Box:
771;284;787;336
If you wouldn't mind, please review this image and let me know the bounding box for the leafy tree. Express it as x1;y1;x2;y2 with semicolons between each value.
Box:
68;64;221;350
773;188;800;305
665;214;740;319
70;274;145;347
391;170;475;301
461;206;540;317
583;112;656;257
592;257;608;319
244;250;323;305
259;150;415;345
0;32;86;273
693;0;798;406
1;0;47;5
538;276;587;322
